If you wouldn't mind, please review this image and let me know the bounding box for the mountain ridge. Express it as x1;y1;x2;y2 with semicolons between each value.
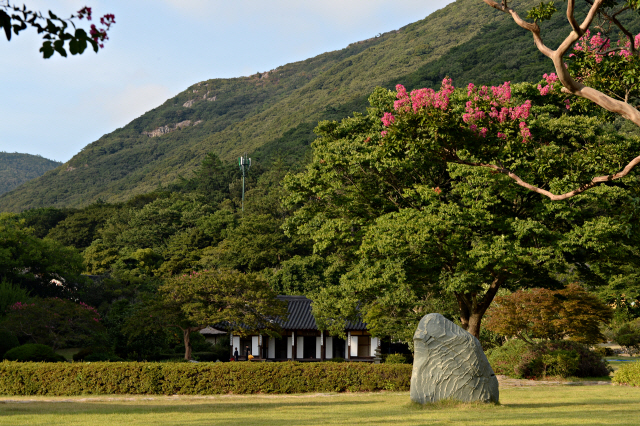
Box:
0;152;62;196
1;0;589;211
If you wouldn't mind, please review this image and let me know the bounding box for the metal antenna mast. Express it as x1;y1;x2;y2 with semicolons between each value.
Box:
238;153;251;212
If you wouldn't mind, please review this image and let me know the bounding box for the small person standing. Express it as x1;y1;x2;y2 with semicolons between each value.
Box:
233;347;239;361
245;345;250;361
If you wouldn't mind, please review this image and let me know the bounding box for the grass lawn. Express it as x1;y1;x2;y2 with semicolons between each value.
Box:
1;386;639;426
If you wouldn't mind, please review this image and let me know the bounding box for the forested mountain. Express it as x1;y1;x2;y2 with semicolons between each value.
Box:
0;0;617;211
0;153;61;196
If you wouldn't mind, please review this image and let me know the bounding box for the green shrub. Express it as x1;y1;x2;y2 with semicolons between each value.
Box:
84;353;124;362
192;352;218;362
73;346;112;361
384;353;408;364
612;361;640;386
592;346;615;358
614;322;640;353
486;339;529;377
516;341;611;379
4;344;66;363
487;340;610;379
325;357;345;363
0;331;20;358
0;361;412;396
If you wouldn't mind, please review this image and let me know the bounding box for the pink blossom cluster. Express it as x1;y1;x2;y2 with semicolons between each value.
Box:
80;8;116;48
463;81;532;141
10;301;35;310
382;78;534;143
381;112;395;126
393;77;454;113
537;73;559;95
572;29;640;61
79;301;100;320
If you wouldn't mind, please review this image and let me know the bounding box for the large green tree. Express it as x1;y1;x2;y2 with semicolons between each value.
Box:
0;213;86;297
284;80;635;340
125;269;287;360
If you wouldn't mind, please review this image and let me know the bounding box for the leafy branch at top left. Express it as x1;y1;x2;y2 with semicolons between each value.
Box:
0;2;115;58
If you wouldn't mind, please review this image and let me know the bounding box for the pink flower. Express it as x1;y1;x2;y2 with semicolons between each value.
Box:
380;130;388;137
381;112;395;126
467;83;476;97
497;132;506;139
519;122;532;142
564;99;571;110
479;127;488;138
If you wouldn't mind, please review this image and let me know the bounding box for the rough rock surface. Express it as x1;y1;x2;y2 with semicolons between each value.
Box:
410;313;499;404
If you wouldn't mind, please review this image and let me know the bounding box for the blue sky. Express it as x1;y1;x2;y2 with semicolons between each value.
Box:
0;0;454;162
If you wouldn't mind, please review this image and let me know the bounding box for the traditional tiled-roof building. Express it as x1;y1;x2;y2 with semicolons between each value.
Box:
229;295;379;362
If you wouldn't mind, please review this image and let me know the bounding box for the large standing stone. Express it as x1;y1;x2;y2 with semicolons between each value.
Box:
410;313;499;404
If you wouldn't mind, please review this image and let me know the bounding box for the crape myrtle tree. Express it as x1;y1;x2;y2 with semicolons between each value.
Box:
284;78;635;340
0;2;114;58
477;0;640;199
125;269;287;360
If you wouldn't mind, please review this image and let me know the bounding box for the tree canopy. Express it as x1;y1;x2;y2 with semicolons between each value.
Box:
284;78;637;340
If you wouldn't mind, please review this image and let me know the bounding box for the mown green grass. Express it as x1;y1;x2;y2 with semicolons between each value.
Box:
1;386;639;426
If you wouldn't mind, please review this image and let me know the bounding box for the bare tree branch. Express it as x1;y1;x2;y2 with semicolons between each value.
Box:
478;0;640;199
455;154;640;201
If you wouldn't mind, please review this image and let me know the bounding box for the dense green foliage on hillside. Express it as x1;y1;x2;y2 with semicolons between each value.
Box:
0;0;592;212
0;153;61;196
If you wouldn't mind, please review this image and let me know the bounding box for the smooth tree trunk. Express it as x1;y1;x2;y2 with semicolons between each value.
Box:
183;328;192;360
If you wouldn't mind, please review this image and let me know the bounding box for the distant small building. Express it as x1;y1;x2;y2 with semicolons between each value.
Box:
199;326;227;346
228;295;380;362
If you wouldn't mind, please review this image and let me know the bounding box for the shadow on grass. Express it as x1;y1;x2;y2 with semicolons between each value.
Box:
406;398;500;411
0;399;377;417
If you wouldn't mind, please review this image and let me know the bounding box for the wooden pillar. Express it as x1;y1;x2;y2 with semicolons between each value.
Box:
347;331;351;361
320;331;325;361
229;332;234;361
291;331;296;361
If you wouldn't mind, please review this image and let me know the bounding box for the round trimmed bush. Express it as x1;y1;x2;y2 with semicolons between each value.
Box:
384;353;409;364
0;330;20;358
4;344;67;362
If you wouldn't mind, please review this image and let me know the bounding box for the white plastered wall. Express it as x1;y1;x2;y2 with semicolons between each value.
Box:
350;335;358;357
316;336;321;358
297;336;304;358
268;337;275;359
371;337;379;356
252;336;260;356
326;336;333;359
287;337;292;359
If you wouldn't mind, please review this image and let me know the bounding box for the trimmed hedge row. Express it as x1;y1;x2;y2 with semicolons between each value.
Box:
0;361;411;396
612;362;640;387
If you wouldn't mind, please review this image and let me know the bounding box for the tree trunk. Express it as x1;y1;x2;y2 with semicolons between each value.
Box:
455;276;505;341
183;329;192;360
